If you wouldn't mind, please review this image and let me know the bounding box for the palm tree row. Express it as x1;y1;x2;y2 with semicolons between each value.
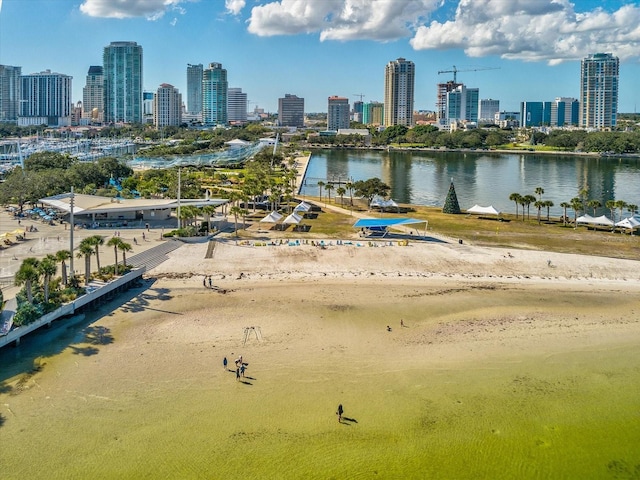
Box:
510;187;638;225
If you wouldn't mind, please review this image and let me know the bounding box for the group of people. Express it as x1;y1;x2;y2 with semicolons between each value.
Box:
223;355;247;381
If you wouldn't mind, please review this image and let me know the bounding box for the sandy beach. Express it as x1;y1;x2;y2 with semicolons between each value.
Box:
1;236;640;478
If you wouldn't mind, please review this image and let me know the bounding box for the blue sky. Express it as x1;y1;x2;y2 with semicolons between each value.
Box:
1;0;639;114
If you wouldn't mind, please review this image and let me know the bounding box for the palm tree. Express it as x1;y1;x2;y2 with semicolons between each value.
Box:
229;205;244;236
509;193;522;218
118;241;133;269
15;258;40;304
107;236;122;275
523;195;536;220
345;181;354;206
55;249;71;286
77;239;95;286
627;204;638;217
605;199;616;222
544;200;554;222
535;187;544;201
615;200;628;222
324;183;334;203
534;200;544;223
86;235;105;272
336;187;346;206
560;202;570;226
316;180;325;202
587;199;602;216
570;197;583;226
38;255;57;303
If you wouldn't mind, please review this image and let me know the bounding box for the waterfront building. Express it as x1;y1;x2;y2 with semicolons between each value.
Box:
550;97;579;127
103;41;143;124
446;85;479;125
227;87;247;125
384;58;415;127
186;63;203;117
203;62;227;126
479;99;499;123
18;70;72;127
154;84;182;129
580;53;619;128
0;64;21;122
327;96;350;131
82;65;104;124
278;93;304;127
362;101;384;126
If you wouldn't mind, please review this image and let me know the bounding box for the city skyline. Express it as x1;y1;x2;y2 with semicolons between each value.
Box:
1;0;640;114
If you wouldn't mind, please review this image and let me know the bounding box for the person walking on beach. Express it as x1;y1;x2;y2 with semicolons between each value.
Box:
223;356;228;370
203;276;207;288
240;363;246;377
208;276;213;288
337;404;343;423
236;367;241;381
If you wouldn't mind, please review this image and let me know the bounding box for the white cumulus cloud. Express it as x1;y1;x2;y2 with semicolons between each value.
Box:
247;0;441;41
225;0;246;16
80;0;190;20
409;0;640;63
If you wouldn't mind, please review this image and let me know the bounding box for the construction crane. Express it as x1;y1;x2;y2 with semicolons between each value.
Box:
437;65;500;83
353;93;366;102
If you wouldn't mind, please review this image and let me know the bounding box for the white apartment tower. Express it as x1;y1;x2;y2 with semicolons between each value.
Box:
384;58;415;127
18;70;72;127
82;65;104;123
580;53;619;129
154;84;182;129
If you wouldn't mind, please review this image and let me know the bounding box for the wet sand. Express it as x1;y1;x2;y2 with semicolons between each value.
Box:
1;239;640;478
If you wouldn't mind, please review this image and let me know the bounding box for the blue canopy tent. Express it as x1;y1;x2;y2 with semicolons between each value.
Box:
353;217;427;238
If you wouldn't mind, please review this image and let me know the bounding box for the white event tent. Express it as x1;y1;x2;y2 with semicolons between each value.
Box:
467;204;501;216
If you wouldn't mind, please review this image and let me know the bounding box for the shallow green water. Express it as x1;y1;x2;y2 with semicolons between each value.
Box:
1;342;639;479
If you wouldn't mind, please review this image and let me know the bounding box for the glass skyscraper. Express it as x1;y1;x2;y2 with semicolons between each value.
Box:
202;63;227;126
82;65;104;123
18;70;72;127
186;63;203;116
103;41;143;124
0;64;21;122
580;53;619;129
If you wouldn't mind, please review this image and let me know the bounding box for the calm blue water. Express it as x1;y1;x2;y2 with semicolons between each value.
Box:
299;149;640;217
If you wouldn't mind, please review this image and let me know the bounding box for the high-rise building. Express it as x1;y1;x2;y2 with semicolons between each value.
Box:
82;65;104;123
186;63;203;116
202;62;227;125
550;97;579;127
154;84;182;129
327;96;350;131
362;102;384;126
384;58;415;127
580;53;619;129
143;91;155;123
18;70;72;127
446;85;479;124
436;81;462;125
479;99;500;123
352;100;364;123
103;41;143;124
227;87;247;124
0;64;21;122
278;94;304;127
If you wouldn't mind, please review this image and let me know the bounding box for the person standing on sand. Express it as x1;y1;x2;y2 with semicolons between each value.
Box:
208;276;213;288
337;404;343;423
223;357;228;370
236;367;241;381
